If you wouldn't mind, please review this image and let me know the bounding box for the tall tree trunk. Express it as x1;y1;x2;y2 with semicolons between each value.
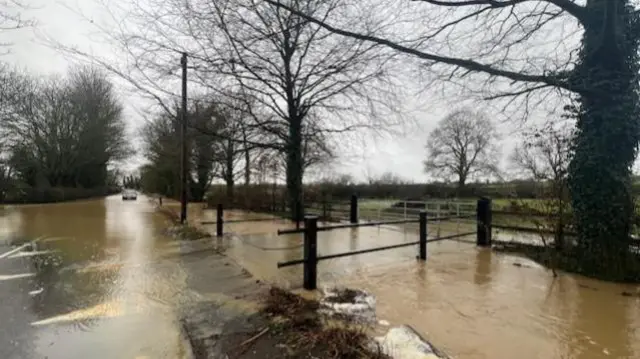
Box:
283;30;304;222
242;129;251;186
225;139;235;204
568;0;640;280
286;117;303;222
226;179;234;204
244;147;251;185
456;176;466;198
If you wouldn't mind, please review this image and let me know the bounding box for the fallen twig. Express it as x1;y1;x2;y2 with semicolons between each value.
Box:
239;327;269;347
230;327;271;358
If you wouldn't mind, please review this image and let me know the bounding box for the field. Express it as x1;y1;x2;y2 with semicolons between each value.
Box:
307;197;553;217
353;198;558;233
357;197;640;213
356;197;551;213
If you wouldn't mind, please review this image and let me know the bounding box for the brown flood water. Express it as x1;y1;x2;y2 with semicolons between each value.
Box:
192;209;640;359
0;195;192;359
2;197;639;359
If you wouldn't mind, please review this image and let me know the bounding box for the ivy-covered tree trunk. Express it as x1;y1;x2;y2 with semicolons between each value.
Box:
568;0;640;280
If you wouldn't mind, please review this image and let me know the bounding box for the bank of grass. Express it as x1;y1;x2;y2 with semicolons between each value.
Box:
226;287;389;359
156;205;211;241
493;242;640;283
359;199;398;211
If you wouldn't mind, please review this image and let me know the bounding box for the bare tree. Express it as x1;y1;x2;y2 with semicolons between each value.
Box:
299;116;336;171
321;173;355;186
511;122;574;250
1;65;130;188
190;101;224;201
202;0;396;219
366;171;405;185
140;99;224;200
54;0;399;221
267;0;640;279
0;0;35;54
253;150;282;185
212;105;248;201
186;95;277;199
137;90;330;202
511;123;573;185
424;108;500;193
0;141;13;200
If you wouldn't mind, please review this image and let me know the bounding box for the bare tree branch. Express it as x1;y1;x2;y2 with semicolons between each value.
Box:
414;0;586;22
265;0;579;93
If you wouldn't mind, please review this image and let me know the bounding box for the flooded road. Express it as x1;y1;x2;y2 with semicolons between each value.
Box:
196;210;640;359
0;195;191;359
3;197;640;359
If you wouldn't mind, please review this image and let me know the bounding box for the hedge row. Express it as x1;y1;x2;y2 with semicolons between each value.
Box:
1;186;119;204
205;182;509;211
205;182;535;208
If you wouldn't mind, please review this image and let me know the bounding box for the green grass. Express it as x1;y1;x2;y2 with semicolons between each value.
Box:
358;197;550;211
334;196;640;219
310;197;563;232
361;197;640;210
355;197;563;220
491;198;550;211
358;199;399;210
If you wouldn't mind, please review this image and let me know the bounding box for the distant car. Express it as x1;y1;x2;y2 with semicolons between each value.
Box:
122;190;137;201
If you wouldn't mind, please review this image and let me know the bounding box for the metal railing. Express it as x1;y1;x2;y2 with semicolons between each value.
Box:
202;196;640;291
275;199;490;290
200;203;292;236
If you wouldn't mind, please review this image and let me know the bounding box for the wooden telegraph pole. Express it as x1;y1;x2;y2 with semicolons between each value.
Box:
180;52;188;224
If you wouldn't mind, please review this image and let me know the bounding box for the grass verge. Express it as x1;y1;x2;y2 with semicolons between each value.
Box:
156;206;211;241
493;242;640;283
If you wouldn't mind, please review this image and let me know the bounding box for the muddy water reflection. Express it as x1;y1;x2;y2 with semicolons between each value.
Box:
343;256;640;359
0;195;189;359
203;210;640;359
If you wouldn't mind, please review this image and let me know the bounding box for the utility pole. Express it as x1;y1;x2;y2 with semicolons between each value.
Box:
180;52;188;224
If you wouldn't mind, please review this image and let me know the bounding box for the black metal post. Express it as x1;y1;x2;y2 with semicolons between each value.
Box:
350;194;358;224
179;52;188;224
476;198;492;246
216;203;223;237
419;210;427;260
303;216;318;290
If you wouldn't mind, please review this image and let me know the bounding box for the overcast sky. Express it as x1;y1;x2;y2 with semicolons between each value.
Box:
3;0;574;183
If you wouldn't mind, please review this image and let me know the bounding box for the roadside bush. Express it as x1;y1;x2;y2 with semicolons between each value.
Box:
205;184;334;212
307;182;530;201
204;179;557;212
206;184;287;212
